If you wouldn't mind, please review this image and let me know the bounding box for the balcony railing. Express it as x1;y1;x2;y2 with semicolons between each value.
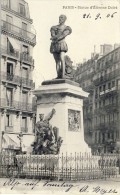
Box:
1;72;21;85
5;126;13;132
21;77;35;89
1;20;36;45
21;127;28;133
20;52;34;65
99;87;117;96
20;102;32;112
0;98;32;112
1;72;34;88
1;46;19;59
0;99;21;109
94;121;119;131
93;68;120;85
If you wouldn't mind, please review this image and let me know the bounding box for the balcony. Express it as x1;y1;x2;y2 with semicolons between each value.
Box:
99;87;117;97
20;102;32;112
93;68;120;86
104;103;119;113
0;98;33;112
1;2;32;22
1;46;19;59
83;84;94;93
1;20;36;46
20;52;34;66
84;112;93;119
21;77;35;89
5;126;13;132
94;121;119;131
0;98;21;110
1;72;21;85
21;127;28;133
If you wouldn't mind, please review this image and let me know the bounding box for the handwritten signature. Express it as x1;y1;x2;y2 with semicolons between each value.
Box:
1;178;118;194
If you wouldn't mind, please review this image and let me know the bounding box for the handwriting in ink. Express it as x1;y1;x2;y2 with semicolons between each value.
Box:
83;12;117;20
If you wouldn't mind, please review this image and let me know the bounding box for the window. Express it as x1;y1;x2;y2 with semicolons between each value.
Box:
2;0;10;8
103;84;106;92
95;132;97;143
102;133;105;143
112;81;115;88
22;117;28;132
99;101;101;108
22;91;28;103
115;52;118;61
6;114;12;127
22;45;29;53
108;82;111;89
6;88;13;106
22;67;28;78
22;22;27;37
6;15;13;30
7;62;13;81
103;100;105;106
19;3;26;16
22;45;29;61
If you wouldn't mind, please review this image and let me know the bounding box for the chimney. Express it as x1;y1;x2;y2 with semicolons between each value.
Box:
100;45;104;56
114;43;120;49
100;44;113;56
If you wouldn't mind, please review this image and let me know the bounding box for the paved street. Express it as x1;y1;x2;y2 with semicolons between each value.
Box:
0;177;120;195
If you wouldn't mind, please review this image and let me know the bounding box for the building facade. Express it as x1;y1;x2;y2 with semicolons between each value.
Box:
75;45;120;153
0;0;36;153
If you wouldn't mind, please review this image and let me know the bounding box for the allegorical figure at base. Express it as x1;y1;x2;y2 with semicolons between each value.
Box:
50;15;74;79
32;108;63;155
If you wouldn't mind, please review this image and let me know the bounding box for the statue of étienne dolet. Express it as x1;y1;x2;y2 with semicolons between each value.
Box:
50;15;74;79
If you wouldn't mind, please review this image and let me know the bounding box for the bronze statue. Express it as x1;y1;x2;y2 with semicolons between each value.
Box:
32;109;63;155
50;15;72;79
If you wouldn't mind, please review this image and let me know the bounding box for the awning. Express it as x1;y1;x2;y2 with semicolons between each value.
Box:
22;135;35;152
2;133;35;152
7;37;20;50
2;134;20;150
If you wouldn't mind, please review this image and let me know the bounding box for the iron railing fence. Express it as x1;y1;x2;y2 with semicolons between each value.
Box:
0;153;119;181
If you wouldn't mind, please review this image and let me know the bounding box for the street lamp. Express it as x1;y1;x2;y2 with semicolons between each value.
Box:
17;132;23;154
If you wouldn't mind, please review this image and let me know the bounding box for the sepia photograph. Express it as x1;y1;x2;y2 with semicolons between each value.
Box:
0;0;120;194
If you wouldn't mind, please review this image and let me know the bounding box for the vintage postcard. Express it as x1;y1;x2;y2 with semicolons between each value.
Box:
0;0;120;194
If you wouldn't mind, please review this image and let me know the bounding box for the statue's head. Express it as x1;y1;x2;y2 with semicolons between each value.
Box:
59;15;67;24
39;114;44;120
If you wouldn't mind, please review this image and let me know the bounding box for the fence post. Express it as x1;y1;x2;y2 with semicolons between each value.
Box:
118;150;120;174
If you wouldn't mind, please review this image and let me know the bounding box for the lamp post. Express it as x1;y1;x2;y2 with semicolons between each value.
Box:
17;132;23;154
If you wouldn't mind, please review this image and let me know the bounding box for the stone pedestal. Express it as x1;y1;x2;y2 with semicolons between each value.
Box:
34;79;91;154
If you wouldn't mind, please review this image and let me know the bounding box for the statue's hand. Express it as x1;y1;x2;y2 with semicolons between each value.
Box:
52;108;56;114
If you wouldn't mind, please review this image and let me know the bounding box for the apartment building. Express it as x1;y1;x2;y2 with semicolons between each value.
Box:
0;0;36;153
75;45;120;153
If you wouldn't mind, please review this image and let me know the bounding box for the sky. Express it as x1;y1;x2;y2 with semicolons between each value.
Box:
27;0;120;88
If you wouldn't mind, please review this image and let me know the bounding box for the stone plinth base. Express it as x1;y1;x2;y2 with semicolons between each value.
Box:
34;79;91;154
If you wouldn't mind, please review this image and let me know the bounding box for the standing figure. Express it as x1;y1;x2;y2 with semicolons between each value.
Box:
50;15;72;78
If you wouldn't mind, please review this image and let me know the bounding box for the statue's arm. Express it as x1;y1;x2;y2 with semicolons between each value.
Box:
50;26;58;41
46;108;56;121
57;26;72;41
